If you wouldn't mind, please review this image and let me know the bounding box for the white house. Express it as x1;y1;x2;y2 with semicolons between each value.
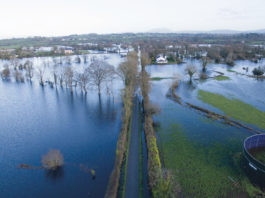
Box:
36;47;53;52
156;55;168;64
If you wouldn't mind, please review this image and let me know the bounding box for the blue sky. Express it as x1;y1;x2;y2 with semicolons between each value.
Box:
0;0;264;38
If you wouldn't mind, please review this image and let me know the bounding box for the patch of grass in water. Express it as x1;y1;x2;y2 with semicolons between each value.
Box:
197;90;265;130
227;69;236;73
151;77;173;81
215;75;230;81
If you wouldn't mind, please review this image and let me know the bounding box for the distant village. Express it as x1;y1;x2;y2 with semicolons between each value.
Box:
0;33;264;65
0;42;134;59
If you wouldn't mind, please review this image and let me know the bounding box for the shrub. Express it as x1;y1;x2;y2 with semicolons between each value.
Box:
185;65;197;83
202;57;208;72
145;103;161;115
42;149;64;170
14;70;25;82
200;73;208;80
226;60;235;66
1;64;10;79
252;66;265;76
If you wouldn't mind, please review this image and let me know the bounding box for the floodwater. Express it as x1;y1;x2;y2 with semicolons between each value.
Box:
0;54;124;198
146;59;265;197
146;59;265;112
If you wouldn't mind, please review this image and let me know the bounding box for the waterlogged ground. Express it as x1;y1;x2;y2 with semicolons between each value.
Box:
146;59;265;197
0;54;123;198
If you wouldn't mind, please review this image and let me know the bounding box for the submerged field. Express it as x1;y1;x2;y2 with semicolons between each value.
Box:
147;59;265;197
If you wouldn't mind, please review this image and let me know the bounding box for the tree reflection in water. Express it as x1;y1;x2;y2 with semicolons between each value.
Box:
45;167;64;181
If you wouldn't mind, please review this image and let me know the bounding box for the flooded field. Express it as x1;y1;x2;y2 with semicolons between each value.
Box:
146;59;265;197
0;54;124;198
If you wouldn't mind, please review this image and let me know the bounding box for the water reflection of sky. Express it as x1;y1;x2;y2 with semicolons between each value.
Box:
0;54;124;198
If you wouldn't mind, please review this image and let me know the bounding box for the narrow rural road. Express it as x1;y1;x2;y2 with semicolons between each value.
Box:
125;96;140;198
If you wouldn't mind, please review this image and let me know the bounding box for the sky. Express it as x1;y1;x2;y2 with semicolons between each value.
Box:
0;0;264;38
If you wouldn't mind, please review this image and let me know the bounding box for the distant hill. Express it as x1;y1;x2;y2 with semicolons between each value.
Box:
147;28;265;34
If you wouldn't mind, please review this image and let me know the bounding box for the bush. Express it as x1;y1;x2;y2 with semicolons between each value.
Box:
1;64;10;79
226;60;235;66
145;103;161;115
252;66;265;76
200;73;208;80
185;65;197;83
42;149;64;170
14;70;25;82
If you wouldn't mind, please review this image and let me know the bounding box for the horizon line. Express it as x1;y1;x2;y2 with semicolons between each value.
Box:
0;28;265;40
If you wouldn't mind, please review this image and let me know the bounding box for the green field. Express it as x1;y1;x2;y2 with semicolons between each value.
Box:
197;90;265;130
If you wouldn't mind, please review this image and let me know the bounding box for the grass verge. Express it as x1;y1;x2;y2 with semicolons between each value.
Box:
141;68;177;197
120;119;132;198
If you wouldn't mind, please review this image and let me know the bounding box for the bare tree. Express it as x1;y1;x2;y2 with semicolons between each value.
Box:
185;64;197;83
117;52;138;86
202;57;208;72
52;57;58;66
38;66;46;86
226;52;235;66
14;70;25;82
58;67;64;87
24;60;34;81
83;55;88;64
77;68;90;93
75;56;81;64
63;66;74;92
117;62;129;84
59;55;63;65
10;56;19;70
52;65;58;87
64;56;72;65
51;58;59;87
87;60;115;94
1;64;11;79
141;51;151;68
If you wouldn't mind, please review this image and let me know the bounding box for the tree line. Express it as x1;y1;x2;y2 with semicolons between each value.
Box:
0;55;119;95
